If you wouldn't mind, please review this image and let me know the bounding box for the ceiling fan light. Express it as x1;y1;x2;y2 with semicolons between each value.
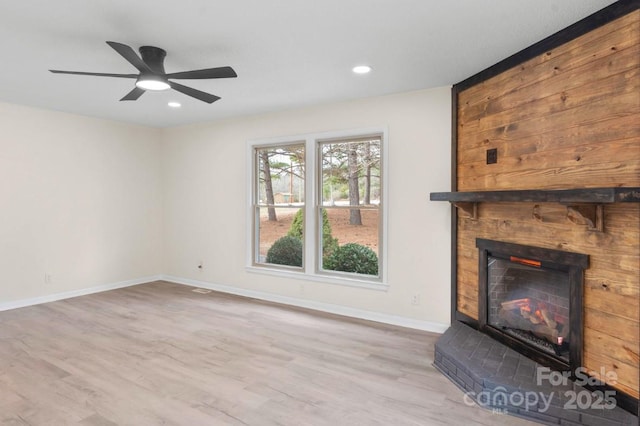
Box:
136;75;170;91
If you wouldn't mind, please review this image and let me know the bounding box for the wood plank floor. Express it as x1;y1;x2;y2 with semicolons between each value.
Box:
0;281;537;425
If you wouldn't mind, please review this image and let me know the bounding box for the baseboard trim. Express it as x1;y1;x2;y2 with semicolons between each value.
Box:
161;275;449;334
1;274;450;334
0;275;162;312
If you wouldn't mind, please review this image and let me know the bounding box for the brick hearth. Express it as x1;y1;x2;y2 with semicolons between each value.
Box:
434;322;637;426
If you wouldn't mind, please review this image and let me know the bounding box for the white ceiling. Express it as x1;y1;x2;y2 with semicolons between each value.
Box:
0;0;617;128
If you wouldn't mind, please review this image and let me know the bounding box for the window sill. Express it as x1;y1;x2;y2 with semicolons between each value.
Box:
245;265;389;292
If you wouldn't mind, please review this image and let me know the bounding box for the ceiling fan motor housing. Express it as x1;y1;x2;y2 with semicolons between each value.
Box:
139;46;167;74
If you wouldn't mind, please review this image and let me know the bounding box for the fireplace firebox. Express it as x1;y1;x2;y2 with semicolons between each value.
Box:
476;238;588;373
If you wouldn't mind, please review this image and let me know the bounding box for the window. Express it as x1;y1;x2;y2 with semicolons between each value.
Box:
318;137;381;277
248;129;386;287
253;143;305;269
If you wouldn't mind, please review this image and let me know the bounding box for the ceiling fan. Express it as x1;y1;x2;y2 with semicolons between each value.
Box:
49;41;237;104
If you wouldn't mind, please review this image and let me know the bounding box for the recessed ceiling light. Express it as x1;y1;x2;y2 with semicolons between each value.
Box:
352;65;372;74
168;101;181;108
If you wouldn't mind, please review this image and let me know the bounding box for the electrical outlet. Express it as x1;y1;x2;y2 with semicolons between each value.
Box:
44;273;52;284
411;294;420;305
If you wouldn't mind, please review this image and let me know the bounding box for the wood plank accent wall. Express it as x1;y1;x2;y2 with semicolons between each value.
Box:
454;9;640;400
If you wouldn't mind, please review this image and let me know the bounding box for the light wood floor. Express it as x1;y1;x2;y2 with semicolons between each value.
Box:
0;281;537;425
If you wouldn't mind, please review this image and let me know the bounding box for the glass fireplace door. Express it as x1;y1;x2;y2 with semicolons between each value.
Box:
487;255;571;362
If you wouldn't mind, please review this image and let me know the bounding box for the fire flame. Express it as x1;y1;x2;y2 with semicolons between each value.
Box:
517;298;545;321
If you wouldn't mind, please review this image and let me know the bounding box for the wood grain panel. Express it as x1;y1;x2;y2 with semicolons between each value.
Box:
458;222;637;258
458;138;640;187
583;350;640;398
585;309;640;346
457;294;478;319
459;45;640;135
457;113;640;164
456;11;640;191
460;40;639;126
459;88;639;151
459;161;640;191
585;269;640;298
585;327;640;368
453;9;639;401
459;11;639;108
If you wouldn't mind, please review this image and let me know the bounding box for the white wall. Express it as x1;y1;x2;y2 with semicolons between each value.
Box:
0;102;163;305
161;87;452;328
0;87;452;328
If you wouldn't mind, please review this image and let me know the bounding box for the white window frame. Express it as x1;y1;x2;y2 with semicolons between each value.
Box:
246;127;388;290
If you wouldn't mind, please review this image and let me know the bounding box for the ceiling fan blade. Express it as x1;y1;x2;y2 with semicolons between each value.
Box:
169;82;220;104
106;41;152;74
120;87;145;101
49;70;137;78
166;66;237;80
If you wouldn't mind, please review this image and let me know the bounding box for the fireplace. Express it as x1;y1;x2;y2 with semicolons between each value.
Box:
476;238;588;373
488;257;571;362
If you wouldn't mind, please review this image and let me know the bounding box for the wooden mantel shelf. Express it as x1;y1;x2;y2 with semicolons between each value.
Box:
429;187;640;204
429;187;640;232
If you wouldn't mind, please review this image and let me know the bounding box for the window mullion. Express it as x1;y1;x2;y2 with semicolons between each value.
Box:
304;137;316;274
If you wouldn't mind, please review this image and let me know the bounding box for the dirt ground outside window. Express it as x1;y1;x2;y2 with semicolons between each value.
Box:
259;209;379;257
